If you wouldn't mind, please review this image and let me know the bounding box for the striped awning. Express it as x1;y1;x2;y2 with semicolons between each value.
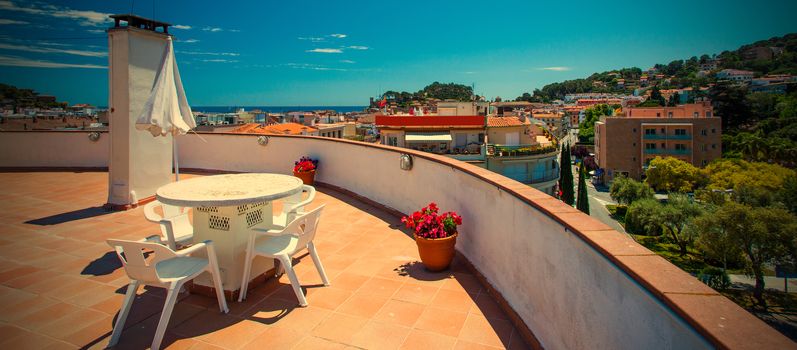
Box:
405;133;452;142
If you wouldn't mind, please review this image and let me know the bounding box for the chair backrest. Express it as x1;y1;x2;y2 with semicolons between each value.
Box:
144;200;191;241
282;205;325;252
107;238;178;284
280;185;316;223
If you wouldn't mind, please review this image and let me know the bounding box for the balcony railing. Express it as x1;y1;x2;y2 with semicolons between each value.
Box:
644;148;690;155
642;134;692;140
487;143;558;157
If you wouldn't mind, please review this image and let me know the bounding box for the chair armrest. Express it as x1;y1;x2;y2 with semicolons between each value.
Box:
251;226;285;237
285;185;316;213
175;240;209;256
143;200;163;223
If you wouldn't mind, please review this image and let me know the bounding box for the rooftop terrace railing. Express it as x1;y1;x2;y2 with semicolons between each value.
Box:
0;130;793;350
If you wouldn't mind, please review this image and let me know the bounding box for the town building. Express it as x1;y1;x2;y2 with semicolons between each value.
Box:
594;101;721;183
716;69;754;82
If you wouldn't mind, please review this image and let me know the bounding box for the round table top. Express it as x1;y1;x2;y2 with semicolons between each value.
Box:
156;173;304;207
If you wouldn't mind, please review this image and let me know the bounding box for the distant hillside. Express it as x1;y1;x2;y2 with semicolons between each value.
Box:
378;82;474;107
517;33;797;102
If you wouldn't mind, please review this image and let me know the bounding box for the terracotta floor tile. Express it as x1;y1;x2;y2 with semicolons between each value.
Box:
374;299;427;327
453;339;503;350
241;326;307;350
413;307;468;338
392;284;439;305
328;272;369;292
359;277;403;299
336;292;389;318
431;289;478;313
311;312;369;344
399;329;458;350
62;315;113;347
457;314;514;348
470;293;509;321
293;335;349;350
197;318;269;349
263;305;331;331
442;273;483;295
301;286;352;310
350;320;411;349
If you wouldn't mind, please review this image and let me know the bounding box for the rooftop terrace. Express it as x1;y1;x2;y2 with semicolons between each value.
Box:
0;171;523;349
1;131;794;349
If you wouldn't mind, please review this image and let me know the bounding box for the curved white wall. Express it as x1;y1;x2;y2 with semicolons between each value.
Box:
0;131;109;168
177;133;710;350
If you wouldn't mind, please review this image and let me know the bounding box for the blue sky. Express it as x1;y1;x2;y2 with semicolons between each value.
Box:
1;0;796;106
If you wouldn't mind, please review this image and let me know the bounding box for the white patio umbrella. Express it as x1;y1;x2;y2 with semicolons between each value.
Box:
135;36;195;181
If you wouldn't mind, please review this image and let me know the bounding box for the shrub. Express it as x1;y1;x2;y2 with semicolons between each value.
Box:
698;266;731;290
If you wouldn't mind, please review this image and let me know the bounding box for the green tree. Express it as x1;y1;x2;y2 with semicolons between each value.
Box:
625;198;663;236
692;208;742;271
649;86;665;106
559;142;575;206
576;161;590;214
644;157;703;193
705;202;797;306
609;176;654;205
659;193;703;256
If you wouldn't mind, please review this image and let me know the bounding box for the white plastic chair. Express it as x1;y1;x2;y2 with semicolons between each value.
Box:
143;200;193;249
273;185;316;228
106;237;228;350
238;205;328;306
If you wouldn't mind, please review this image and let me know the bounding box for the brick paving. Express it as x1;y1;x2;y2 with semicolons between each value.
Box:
0;172;528;349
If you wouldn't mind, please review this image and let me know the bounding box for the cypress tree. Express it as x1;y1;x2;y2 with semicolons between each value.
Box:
577;160;590;214
560;142;575;205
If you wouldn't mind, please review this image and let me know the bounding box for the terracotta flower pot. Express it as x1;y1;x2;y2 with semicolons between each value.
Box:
293;170;315;185
414;232;457;272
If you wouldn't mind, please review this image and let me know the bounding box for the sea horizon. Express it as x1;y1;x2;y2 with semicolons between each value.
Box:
191;106;368;114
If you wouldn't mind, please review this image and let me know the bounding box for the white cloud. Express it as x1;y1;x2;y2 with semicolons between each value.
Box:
202;59;238;63
330;33;347;38
0;54;105;69
306;48;342;54
229;29;241;33
462;71;476;74
298;37;325;42
172;24;191;30
0;1;112;26
340;59;356;64
0;43;106;57
347;45;368;50
0;19;28;25
537;66;572;71
86;28;104;34
177;50;239;56
202;27;223;32
178;39;199;43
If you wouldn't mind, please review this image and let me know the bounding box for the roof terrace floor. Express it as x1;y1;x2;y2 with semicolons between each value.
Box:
0;171;527;349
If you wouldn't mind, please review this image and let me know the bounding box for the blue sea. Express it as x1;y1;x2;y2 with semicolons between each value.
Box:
192;106;367;114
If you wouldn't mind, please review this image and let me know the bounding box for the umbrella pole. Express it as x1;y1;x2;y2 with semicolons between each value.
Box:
173;134;180;181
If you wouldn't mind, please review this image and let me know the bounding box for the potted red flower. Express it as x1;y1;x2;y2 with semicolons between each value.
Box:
401;202;462;271
293;156;318;185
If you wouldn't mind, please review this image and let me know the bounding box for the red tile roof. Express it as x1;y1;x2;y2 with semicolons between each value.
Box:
487;116;525;127
231;122;318;135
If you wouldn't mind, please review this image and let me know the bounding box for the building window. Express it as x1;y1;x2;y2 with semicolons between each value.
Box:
702;144;707;151
478;133;485;142
645;143;656;150
706;112;712;118
675;144;687;150
645;128;656;135
693;112;699;117
711;144;716;149
711;128;716;133
633;157;636;161
661;128;665;134
702;160;708;166
675;129;687;135
661;143;666;149
656;113;661;117
633;128;637;132
668;112;673;118
701;129;707;136
633;142;636;146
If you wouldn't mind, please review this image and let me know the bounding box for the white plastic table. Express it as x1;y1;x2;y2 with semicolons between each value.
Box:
156;173;303;294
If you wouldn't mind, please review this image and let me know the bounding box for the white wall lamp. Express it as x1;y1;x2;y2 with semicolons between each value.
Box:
400;153;413;171
257;135;269;146
88;132;101;142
